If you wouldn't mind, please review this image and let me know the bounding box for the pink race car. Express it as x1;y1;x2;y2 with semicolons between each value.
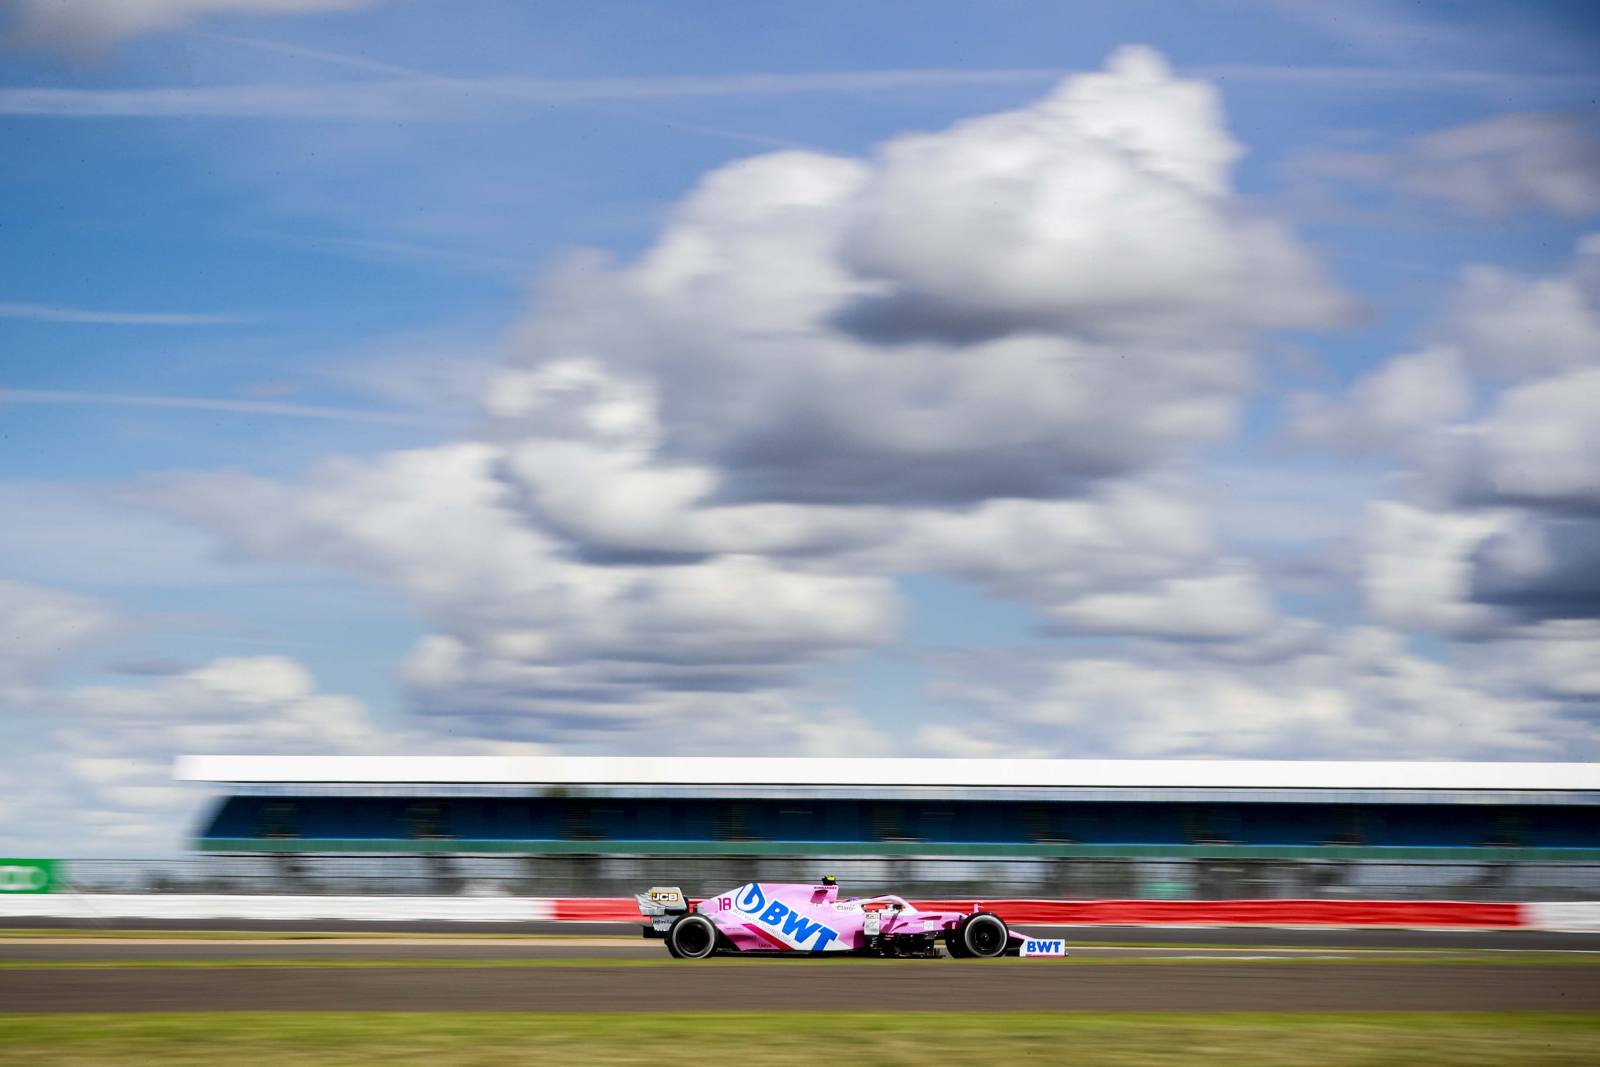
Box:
637;877;1056;959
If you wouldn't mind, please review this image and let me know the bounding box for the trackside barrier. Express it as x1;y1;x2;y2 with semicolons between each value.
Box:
0;894;552;922
547;897;1525;927
4;896;1599;930
912;899;1525;927
1526;902;1600;933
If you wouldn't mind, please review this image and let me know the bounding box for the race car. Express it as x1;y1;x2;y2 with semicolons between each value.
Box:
636;876;1055;959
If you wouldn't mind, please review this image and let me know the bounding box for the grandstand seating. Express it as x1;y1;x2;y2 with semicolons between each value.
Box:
195;794;1600;856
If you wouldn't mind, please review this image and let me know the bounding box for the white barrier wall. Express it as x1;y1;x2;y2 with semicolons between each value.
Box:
1525;902;1600;933
0;894;551;923
3;895;1598;931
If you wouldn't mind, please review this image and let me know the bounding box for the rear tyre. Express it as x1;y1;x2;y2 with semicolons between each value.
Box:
667;913;718;960
957;912;1008;959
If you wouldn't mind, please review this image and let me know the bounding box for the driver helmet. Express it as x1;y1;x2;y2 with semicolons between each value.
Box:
820;874;837;887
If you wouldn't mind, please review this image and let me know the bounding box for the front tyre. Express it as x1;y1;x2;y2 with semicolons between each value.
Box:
666;913;718;960
957;912;1008;959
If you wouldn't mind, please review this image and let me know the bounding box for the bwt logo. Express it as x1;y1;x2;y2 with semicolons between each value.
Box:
1021;938;1066;957
735;883;839;951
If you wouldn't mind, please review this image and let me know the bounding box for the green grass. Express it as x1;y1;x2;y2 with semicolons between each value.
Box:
0;1012;1596;1065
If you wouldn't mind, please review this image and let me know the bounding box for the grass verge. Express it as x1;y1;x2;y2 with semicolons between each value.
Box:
0;1011;1596;1065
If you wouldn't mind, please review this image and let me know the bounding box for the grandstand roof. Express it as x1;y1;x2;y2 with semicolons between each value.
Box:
175;756;1598;792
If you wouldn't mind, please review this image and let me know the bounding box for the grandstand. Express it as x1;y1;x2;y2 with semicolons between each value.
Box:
174;757;1600;901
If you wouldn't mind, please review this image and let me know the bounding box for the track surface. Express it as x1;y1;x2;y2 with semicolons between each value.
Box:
5;936;1598;960
9;917;1600;950
7;933;1599;1013
6;961;1596;1013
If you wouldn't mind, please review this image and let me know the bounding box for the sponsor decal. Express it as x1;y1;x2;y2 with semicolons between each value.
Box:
0;859;57;894
735;882;767;915
1020;938;1067;957
733;883;840;951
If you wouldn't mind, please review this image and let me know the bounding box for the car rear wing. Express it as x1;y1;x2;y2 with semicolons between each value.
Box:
635;886;688;919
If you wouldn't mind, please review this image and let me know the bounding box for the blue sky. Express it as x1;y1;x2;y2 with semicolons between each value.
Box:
3;0;1600;854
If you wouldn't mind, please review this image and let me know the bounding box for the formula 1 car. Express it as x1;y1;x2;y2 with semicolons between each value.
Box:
637;877;1053;959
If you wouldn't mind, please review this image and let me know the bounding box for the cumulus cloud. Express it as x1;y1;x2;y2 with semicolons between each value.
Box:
1291;346;1471;450
490;47;1346;510
107;48;1368;753
137;443;901;744
1405;114;1600;217
918;626;1592;760
1492;621;1600;698
1454;368;1600;512
1444;237;1600;378
1294;234;1600;459
0;579;116;694
838;46;1347;343
1360;502;1511;633
1299;113;1600;218
5;652;556;854
5;0;376;52
1046;567;1277;640
1334;238;1600;646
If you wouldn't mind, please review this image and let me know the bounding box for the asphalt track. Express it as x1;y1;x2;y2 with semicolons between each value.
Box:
6;933;1600;1013
9;917;1600;951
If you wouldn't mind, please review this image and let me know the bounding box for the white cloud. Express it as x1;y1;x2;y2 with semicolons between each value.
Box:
1406;114;1600;217
1;387;442;427
0;580;116;694
138;443;902;743
1509;622;1600;697
5;0;376;52
1296;114;1600;219
492;48;1345;512
1360;501;1511;633
919;626;1590;759
1466;367;1600;510
842;46;1348;341
115;48;1367;748
5;653;554;855
1291;346;1471;450
1048;567;1278;640
1445;239;1600;378
0;301;246;325
1291;236;1600;649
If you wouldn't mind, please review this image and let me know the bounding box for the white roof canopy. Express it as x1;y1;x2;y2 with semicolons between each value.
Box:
174;756;1599;792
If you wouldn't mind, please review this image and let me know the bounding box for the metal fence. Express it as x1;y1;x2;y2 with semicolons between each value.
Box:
54;855;1600;902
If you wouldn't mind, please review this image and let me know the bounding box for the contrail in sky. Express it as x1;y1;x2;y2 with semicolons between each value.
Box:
0;387;445;427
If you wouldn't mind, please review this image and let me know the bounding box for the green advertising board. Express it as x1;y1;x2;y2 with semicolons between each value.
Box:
0;859;59;894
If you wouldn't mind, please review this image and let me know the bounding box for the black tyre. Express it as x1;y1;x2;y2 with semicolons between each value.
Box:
957;912;1008;958
667;913;718;959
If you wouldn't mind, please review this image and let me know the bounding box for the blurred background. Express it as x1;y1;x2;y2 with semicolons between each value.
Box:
2;2;1598;885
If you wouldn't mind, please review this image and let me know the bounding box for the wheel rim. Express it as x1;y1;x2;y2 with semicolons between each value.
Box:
968;918;1003;955
675;918;714;957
